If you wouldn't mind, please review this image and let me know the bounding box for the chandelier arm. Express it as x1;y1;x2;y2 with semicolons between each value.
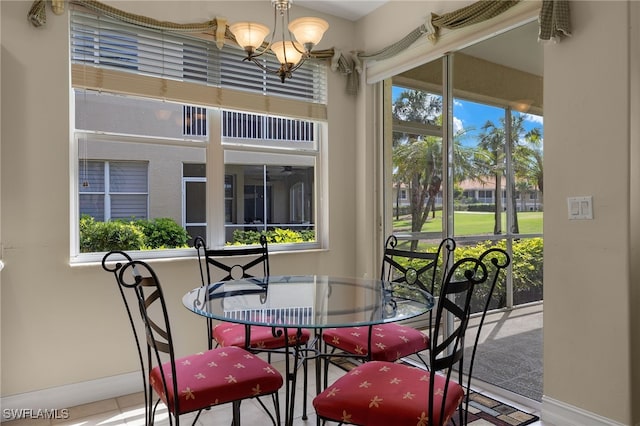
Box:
246;4;280;59
287;58;307;74
281;7;293;65
246;56;283;75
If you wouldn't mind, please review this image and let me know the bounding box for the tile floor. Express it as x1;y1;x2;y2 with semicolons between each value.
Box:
2;357;545;426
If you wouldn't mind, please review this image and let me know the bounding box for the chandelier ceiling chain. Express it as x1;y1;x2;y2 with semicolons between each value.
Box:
229;0;329;83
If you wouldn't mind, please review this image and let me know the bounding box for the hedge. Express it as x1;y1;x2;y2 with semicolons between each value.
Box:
230;228;315;245
80;215;190;252
387;238;543;314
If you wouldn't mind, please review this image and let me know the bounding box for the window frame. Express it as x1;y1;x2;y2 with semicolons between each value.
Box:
69;8;328;263
71;104;325;263
206;108;324;251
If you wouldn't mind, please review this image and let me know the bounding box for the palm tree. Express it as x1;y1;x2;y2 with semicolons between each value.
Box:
476;114;543;234
476;120;505;234
392;89;483;249
391;89;442;250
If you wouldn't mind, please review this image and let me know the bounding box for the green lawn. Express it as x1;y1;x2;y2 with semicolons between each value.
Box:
393;211;543;235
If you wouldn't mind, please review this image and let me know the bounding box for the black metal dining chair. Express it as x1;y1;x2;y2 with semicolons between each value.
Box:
194;235;312;418
321;235;456;370
313;247;510;426
101;251;283;426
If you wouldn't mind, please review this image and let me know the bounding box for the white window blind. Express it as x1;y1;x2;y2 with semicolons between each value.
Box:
70;9;327;107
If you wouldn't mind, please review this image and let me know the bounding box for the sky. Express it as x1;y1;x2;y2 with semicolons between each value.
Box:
392;86;544;147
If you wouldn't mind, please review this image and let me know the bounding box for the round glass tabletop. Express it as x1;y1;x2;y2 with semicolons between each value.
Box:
183;274;434;329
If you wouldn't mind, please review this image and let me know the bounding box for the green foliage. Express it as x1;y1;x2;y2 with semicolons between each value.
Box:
454;238;544;311
79;215;190;252
131;217;190;249
231;230;263;245
230;228;316;246
388;238;543;314
466;204;496;212
80;215;147;252
510;238;544;290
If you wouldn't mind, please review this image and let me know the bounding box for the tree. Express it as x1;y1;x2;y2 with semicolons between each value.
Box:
394;136;442;242
392;89;442;126
392;89;444;250
476;114;543;234
392;89;478;249
476;120;506;234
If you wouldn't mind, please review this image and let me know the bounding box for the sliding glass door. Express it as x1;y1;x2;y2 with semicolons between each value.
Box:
384;21;543;401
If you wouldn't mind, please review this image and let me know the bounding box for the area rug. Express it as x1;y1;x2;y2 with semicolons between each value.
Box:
328;357;539;426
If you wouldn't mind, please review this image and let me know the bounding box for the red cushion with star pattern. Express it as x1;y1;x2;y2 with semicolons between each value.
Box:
149;346;283;415
213;322;311;349
313;361;464;426
322;323;428;362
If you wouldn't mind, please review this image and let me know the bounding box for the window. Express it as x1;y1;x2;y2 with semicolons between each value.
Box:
70;10;326;261
478;190;493;201
79;160;148;221
386;36;544;316
184;106;207;137
222;111;318;246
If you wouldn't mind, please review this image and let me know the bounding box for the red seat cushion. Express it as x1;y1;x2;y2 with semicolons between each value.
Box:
213;321;311;349
149;346;283;414
313;361;464;426
322;323;428;362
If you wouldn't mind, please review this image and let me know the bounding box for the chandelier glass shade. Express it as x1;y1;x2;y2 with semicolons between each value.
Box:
229;0;329;83
228;22;270;51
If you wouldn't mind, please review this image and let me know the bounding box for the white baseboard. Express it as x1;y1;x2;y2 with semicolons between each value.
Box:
542;395;627;426
0;372;141;421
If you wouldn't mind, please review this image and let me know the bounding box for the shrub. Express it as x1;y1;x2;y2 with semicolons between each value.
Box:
454;238;544;311
466;204;496;212
386;238;543;314
231;228;315;246
79;215;189;252
80;215;146;252
132;217;190;249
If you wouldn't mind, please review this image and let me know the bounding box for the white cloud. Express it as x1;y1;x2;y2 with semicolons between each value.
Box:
523;113;543;125
454;100;464;108
453;117;464;134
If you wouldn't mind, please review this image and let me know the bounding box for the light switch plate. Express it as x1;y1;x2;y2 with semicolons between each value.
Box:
567;196;593;220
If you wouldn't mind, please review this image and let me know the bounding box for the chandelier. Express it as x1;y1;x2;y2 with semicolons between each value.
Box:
228;0;329;83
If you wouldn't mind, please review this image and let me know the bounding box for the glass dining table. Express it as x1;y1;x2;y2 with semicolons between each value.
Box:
182;274;434;426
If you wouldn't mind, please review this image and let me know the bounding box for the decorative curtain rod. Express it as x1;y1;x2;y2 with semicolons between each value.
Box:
27;0;570;95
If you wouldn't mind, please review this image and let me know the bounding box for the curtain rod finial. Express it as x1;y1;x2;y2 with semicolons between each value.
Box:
51;0;64;15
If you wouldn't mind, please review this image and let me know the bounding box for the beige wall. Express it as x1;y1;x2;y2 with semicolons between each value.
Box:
631;2;640;421
2;0;639;424
0;0;359;399
543;1;635;424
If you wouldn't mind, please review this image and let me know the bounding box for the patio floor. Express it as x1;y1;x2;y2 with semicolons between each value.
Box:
463;302;543;402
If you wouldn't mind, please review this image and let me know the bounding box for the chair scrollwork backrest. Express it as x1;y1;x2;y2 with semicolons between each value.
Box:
381;235;456;346
102;252;181;423
194;235;270;285
381;235;456;295
193;235;270;349
428;246;510;425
